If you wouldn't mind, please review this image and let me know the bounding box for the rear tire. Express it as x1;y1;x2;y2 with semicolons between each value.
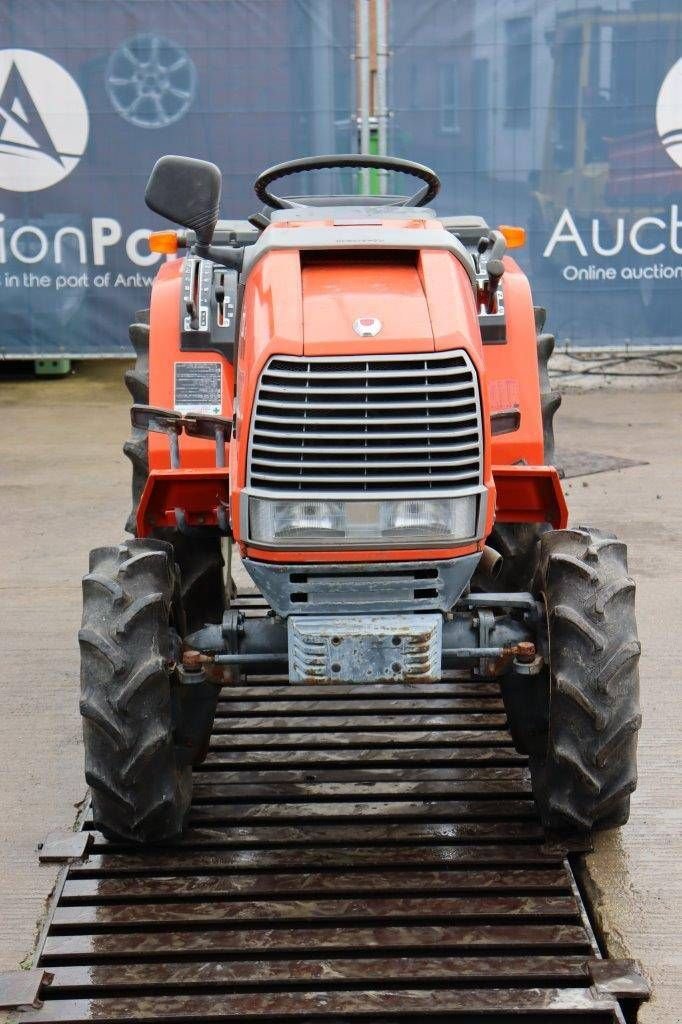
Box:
529;527;641;833
122;313;150;536
79;539;192;843
488;307;561;590
159;530;226;634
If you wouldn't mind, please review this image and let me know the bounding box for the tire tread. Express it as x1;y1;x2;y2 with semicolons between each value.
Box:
79;538;191;843
530;527;640;833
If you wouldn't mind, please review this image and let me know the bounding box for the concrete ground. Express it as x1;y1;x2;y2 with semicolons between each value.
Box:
0;360;680;1021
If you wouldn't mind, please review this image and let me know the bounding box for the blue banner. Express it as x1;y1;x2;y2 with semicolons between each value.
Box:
2;0;680;354
0;0;353;356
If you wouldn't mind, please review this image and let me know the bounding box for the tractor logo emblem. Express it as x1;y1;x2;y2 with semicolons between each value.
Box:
656;58;682;169
0;49;89;192
106;35;197;129
353;316;382;337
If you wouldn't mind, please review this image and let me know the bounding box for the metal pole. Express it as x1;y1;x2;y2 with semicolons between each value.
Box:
375;0;388;195
310;0;335;165
357;0;371;193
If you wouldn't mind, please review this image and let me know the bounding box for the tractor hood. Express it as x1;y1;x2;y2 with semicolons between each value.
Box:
301;255;434;355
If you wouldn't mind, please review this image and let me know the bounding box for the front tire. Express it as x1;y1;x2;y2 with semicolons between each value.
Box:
530;527;641;832
79;539;192;843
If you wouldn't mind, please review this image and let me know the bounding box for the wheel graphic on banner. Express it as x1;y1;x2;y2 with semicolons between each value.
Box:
106;35;197;129
0;49;89;192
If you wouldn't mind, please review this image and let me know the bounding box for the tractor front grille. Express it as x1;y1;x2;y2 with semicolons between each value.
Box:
247;351;483;494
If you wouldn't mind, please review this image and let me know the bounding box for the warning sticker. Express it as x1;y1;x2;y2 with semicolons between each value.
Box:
488;378;520;412
174;362;222;415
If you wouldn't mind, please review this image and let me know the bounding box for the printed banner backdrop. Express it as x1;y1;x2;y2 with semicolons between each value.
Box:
389;0;682;345
0;0;353;356
1;0;681;355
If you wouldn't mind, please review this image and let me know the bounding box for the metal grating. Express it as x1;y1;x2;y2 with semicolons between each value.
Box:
18;665;635;1021
247;351;483;494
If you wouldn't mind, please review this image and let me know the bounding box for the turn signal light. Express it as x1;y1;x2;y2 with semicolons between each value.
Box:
498;224;526;248
148;230;179;254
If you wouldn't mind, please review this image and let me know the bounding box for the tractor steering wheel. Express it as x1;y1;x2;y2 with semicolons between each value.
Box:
253;154;440;209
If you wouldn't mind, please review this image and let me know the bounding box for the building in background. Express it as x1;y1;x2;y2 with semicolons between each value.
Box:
388;0;682;343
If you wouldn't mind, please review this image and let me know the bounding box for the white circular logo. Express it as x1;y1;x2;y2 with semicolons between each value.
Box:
656;58;682;169
353;316;382;337
0;49;88;192
106;35;197;129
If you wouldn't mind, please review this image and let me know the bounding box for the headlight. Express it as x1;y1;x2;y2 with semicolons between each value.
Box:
251;499;345;540
249;495;477;547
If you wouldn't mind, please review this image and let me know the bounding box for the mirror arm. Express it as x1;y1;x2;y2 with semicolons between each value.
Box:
200;245;244;270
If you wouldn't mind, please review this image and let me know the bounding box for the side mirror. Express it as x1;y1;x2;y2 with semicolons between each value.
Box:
145;155;222;248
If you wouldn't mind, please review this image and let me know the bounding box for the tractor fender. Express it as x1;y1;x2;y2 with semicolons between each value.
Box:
148;258;235;473
485;256;545;467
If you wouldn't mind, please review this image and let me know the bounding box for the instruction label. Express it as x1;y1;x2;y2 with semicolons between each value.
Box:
174;362;222;415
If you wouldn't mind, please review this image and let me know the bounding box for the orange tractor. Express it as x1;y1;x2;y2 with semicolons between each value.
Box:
79;155;640;843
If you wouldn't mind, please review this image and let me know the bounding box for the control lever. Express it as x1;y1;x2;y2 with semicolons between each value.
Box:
485;258;505;313
482;229;506;313
185;298;199;331
488;229;506;260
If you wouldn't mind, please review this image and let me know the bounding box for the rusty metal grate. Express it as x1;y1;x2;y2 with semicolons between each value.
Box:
18;672;642;1022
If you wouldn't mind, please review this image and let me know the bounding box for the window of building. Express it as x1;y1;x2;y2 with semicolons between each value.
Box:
504;17;532;128
439;65;459;133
